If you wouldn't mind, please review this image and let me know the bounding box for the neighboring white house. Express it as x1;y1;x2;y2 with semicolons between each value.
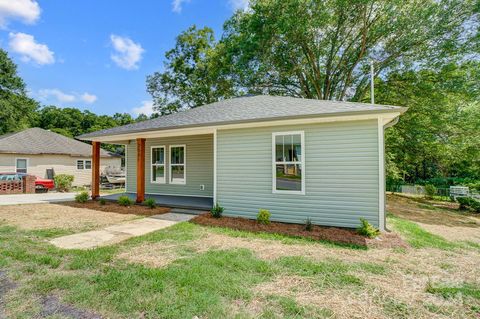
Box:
0;128;121;187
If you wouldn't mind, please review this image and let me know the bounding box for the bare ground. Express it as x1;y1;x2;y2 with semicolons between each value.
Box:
0;203;139;232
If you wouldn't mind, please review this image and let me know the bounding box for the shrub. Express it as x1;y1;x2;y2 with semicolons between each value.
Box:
304;217;313;231
118;195;133;207
54;174;74;192
144;198;156;209
99;198;106;205
257;209;271;225
357;218;380;238
75;191;89;203
210;203;224;218
457;197;480;213
424;184;437;199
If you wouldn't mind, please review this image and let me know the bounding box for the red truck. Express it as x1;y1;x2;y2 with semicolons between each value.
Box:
0;173;55;193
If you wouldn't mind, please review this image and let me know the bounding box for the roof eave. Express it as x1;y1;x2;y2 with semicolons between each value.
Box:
78;107;407;141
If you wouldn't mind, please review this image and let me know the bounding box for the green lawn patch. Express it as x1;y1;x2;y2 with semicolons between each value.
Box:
426;282;480;300
387;215;458;250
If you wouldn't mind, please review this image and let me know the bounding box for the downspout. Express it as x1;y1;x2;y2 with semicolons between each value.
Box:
382;116;399;231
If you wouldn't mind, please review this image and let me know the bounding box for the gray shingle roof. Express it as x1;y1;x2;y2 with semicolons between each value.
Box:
79;95;406;139
0;128;118;157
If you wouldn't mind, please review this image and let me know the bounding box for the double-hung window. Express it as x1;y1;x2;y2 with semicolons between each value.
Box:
16;158;28;173
151;146;165;183
169;145;186;184
273;131;304;194
77;160;92;170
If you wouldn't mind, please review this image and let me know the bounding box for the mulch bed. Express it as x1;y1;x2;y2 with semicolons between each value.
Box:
59;201;170;217
191;213;408;249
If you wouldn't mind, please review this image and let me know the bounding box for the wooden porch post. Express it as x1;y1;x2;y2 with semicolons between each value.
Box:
136;138;146;203
91;141;100;199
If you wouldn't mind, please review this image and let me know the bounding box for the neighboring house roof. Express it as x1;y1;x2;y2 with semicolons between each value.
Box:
79;95;407;139
0;128;118;157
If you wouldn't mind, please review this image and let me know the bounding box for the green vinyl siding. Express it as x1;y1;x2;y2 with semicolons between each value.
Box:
216;120;380;228
125;134;213;197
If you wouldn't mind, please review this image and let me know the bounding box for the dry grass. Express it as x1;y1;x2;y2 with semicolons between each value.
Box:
386;194;480;227
116;195;480;318
0;203;138;232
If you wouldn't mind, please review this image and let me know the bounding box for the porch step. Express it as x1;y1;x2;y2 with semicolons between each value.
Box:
169;208;208;215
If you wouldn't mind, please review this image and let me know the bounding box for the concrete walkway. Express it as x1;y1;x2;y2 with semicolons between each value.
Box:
0;192;77;206
50;213;195;250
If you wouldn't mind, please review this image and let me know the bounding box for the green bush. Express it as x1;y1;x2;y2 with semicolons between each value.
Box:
99;198;106;205
75;191;89;203
210;203;224;218
118;195;133;207
357;218;380;238
144;198;156;209
424;184;437;199
304;217;313;231
457;197;480;213
54;174;74;192
257;209;271;225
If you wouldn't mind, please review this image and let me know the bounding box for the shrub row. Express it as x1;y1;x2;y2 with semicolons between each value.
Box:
457;197;480;213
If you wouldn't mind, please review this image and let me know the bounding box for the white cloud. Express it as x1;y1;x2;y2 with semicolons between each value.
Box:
172;0;190;13
8;32;54;65
37;89;97;105
0;0;40;28
132;100;154;116
38;89;75;103
110;34;144;70
81;92;97;104
229;0;249;11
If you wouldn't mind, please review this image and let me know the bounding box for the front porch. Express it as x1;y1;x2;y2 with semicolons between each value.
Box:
101;193;213;211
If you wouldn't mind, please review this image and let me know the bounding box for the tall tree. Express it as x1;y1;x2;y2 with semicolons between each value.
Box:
0;49;38;134
375;63;480;182
221;0;478;101
146;25;237;114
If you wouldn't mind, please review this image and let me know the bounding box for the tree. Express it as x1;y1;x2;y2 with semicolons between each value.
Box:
146;25;237;114
375;63;480;182
221;0;478;101
0;49;38;134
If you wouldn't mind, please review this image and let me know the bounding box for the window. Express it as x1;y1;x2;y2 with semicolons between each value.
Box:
16;158;27;173
272;132;304;194
151;146;165;183
77;160;91;170
169;145;186;184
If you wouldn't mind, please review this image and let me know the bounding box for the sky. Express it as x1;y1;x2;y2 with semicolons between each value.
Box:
0;0;249;116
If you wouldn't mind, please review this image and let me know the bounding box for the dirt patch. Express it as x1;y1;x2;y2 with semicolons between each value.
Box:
417;222;480;244
59;201;170;216
191;213;406;248
387;194;480;227
0;271;17;319
0;204;138;231
40;295;102;319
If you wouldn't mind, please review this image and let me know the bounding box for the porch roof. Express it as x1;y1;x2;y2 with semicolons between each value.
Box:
78;95;406;140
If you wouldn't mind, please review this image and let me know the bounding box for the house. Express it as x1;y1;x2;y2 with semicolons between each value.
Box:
0;128;121;187
79;95;406;230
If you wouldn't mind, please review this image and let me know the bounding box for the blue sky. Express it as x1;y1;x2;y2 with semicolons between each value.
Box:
0;0;248;116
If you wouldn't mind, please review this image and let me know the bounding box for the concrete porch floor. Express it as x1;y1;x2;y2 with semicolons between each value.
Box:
101;193;213;211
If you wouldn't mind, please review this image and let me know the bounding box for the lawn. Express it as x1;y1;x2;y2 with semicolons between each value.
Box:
0;195;479;318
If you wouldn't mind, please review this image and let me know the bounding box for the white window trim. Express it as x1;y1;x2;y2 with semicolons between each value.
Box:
150;145;166;184
169;144;186;185
76;159;92;170
15;158;29;174
272;131;305;195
